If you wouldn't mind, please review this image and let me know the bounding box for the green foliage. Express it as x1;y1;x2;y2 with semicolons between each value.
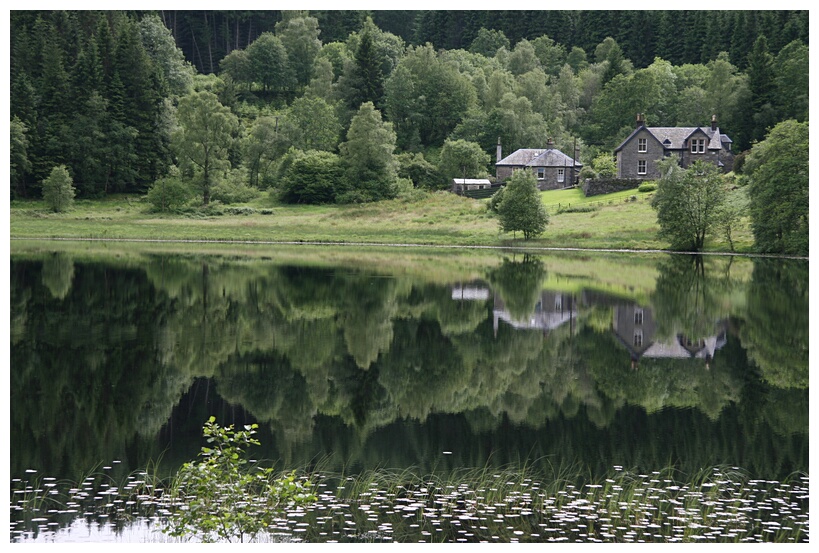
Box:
744;119;808;256
339;102;399;203
487;185;505;213
210;170;260;205
279;149;344;204
163;417;316;543
495;170;549;240
41;165;75;212
650;159;728;251
171;90;239;205
274;14;322;88
246;32;292;93
396;152;442;190
138;14;194;96
279;95;341;152
637;182;657;192
438;138;490;181
469;28;510;57
591;153;617;178
10;116;32;198
146;176;194;212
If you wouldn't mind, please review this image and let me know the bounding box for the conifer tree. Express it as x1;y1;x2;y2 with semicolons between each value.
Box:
353;28;384;109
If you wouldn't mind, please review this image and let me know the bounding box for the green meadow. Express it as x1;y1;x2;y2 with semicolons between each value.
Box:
9;187;755;253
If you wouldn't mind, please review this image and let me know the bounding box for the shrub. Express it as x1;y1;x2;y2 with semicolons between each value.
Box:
146;176;194;212
41;165;76;212
163;417;316;543
637;182;657;192
591;153;617;178
279;150;345;204
487;186;505;213
210;170;260;204
578;166;597;181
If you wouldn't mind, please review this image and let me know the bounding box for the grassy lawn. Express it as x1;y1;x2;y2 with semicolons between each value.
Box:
9;187;756;253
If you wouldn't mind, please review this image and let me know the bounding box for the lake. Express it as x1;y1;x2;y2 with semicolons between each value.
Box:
9;241;809;542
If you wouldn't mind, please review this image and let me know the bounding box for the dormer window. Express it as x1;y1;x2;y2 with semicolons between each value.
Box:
691;138;705;154
638;138;647;152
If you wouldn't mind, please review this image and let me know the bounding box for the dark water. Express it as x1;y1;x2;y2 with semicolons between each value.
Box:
8;244;809;540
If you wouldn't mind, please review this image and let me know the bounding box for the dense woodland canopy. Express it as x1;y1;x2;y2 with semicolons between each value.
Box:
9;9;809;202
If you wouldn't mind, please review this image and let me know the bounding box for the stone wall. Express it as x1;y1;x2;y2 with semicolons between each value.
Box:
582;178;642;197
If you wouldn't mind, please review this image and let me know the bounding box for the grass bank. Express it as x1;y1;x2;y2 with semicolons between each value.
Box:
9;188;755;253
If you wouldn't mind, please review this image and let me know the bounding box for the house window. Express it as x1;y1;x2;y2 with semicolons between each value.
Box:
536;168;545;179
638;160;647;175
638;138;647;152
634;308;643;325
634;329;643;347
691;138;705;153
558;168;565;183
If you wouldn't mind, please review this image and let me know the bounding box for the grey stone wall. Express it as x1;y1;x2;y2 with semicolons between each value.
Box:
582;178;641;197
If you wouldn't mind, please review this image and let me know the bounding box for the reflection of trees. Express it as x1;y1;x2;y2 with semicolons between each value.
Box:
487;255;546;321
10;251;809;483
10;260;188;479
580;326;743;420
41;252;75;299
650;255;738;342
739;259;808;389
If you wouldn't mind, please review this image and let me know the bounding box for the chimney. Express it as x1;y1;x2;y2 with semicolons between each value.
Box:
636;113;644;128
546;137;554;148
711;114;717;131
496;137;502;163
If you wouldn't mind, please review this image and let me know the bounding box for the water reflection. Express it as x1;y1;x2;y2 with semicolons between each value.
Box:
9;246;808;484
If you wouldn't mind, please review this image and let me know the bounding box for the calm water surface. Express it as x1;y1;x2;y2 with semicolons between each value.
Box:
9;242;808;542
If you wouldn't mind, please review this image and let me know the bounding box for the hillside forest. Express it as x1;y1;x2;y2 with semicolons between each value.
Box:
9;10;809;203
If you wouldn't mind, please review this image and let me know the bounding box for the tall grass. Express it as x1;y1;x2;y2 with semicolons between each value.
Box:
11;461;808;543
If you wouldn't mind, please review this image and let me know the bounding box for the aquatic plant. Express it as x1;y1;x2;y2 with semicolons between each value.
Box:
10;460;808;543
161;417;317;543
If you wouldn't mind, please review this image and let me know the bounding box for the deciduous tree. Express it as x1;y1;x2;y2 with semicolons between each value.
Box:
650;159;727;251
495;169;548;240
41;164;75;212
438;138;490;182
744;119;808;256
338;102;398;203
171;90;239;205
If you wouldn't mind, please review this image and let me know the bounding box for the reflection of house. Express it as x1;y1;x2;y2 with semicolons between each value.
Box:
493;292;577;336
495;138;582;190
612;303;727;367
451;285;490;301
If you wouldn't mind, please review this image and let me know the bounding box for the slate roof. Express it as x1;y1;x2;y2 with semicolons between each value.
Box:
615;125;732;152
497;147;582;168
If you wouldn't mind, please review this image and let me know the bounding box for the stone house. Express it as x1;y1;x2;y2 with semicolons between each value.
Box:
614;114;734;179
495;138;582;190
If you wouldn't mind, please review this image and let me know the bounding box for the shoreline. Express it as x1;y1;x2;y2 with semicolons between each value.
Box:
10;236;808;261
